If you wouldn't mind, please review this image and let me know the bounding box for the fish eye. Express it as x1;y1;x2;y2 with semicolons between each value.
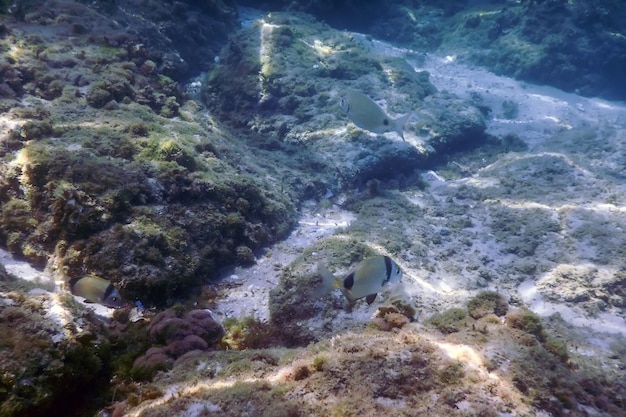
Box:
383;118;389;126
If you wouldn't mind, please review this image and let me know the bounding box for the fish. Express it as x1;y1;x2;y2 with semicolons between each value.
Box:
340;90;414;141
316;255;403;305
70;275;124;308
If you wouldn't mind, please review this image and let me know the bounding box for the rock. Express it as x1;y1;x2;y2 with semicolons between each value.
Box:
202;12;487;189
0;279;112;417
165;334;209;357
467;291;508;319
131;347;175;380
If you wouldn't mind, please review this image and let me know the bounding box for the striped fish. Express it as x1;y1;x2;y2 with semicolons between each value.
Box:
316;255;403;305
70;275;124;308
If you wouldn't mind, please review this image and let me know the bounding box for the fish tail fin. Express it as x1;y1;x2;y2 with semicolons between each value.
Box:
311;262;339;299
394;112;414;141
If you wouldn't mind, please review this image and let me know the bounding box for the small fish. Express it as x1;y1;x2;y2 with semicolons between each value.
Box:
316;255;403;305
340;90;414;141
135;299;145;312
70;275;124;308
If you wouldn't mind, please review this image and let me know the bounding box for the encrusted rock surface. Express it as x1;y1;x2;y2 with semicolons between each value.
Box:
1;2;626;417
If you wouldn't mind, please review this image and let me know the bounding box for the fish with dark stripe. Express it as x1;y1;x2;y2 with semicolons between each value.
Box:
70;275;124;308
315;255;403;305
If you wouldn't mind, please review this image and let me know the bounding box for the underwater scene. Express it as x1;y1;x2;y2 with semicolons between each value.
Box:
0;0;625;416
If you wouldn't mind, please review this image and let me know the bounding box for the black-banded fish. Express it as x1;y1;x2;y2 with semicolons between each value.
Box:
316;255;403;305
70;275;124;308
340;89;414;141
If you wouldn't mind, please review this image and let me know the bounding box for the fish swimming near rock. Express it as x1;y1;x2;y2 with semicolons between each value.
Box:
70;275;124;308
316;255;403;305
340;89;414;141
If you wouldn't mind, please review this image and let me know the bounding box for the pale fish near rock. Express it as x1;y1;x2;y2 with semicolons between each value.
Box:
340;89;415;141
315;255;403;305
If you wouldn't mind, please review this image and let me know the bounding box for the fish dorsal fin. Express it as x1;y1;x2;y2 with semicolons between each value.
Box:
365;293;378;304
343;272;355;290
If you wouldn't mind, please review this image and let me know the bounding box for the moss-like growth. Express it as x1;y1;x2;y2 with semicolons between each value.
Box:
159;96;180;118
221;317;282;350
438;362;465;385
467;291;508;319
370;311;410;331
0;295;112;417
0;198;36;232
506;307;547;342
140;137;197;171
85;85;112;108
311;353;329;372
544;337;570;363
0;198;37;256
427;308;468;334
19;118;54;140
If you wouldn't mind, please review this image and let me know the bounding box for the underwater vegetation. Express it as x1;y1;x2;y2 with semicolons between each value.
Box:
425;293;626;416
202;11;487;188
1;1;626;417
111;290;626;417
249;0;626;101
0;1;298;306
0;265;113;417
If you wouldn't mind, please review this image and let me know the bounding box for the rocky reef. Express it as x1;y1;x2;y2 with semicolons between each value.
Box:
112;292;626;417
0;264;112;417
202;11;486;190
239;0;626;101
0;0;297;306
1;1;626;417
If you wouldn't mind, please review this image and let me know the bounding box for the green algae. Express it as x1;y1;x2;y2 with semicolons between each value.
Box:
427;307;468;334
506;307;547;342
1;3;625;417
221;316;283;350
0;286;113;417
467;291;508;319
140;137;198;171
0;29;298;303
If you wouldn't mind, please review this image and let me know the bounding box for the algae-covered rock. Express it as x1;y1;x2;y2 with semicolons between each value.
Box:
467;291;508;319
427;307;468;334
114;317;626;417
421;92;487;154
0;3;299;306
202;11;486;189
442;1;626;100
127;308;224;381
269;237;380;344
253;2;626;101
0;267;113;417
506;307;547;342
